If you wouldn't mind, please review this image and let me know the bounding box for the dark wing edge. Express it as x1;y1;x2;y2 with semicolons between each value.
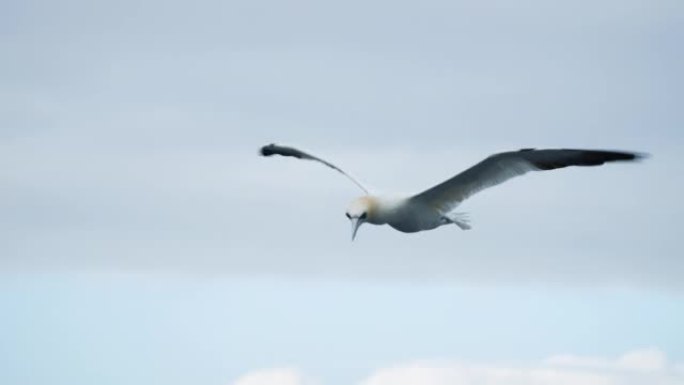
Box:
411;148;647;212
259;143;369;194
260;143;318;161
521;148;648;170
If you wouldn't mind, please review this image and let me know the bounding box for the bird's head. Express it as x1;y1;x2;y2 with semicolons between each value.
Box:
345;197;376;241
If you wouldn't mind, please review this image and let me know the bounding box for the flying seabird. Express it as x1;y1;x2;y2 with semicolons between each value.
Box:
259;144;646;240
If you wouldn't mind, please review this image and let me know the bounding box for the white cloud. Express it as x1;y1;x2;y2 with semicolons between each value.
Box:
617;348;668;371
361;348;683;385
234;349;684;385
546;347;667;372
360;362;612;385
231;368;317;385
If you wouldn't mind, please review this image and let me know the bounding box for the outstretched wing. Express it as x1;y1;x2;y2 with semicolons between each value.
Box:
259;143;369;194
411;148;645;213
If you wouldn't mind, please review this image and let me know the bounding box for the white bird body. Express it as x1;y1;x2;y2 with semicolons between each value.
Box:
260;144;646;240
348;195;450;233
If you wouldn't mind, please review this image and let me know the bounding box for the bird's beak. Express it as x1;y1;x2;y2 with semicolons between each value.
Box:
350;218;363;241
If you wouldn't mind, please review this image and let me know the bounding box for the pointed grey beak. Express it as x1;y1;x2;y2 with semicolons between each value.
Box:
350;217;362;241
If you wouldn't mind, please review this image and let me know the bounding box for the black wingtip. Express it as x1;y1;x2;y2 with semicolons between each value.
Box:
633;151;651;161
522;148;649;171
258;143;277;157
599;150;650;163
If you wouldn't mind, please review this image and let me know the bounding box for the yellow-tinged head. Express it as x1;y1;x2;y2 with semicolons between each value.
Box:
345;196;378;241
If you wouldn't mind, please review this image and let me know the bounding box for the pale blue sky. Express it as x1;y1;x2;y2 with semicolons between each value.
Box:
1;0;683;384
1;274;683;385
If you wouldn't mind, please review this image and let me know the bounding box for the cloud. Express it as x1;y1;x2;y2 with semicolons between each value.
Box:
360;363;611;385
546;347;667;372
1;0;682;288
2;137;681;288
231;368;317;385
361;348;683;385
233;349;684;385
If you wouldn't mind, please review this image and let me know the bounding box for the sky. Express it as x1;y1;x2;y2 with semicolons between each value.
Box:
1;0;683;384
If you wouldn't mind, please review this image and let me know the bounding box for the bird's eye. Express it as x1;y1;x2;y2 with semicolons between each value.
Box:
360;212;367;220
345;213;351;219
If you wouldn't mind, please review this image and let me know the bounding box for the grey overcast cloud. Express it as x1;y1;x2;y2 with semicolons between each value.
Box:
2;0;682;287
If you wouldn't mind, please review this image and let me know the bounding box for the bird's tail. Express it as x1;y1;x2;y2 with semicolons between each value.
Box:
444;212;471;230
